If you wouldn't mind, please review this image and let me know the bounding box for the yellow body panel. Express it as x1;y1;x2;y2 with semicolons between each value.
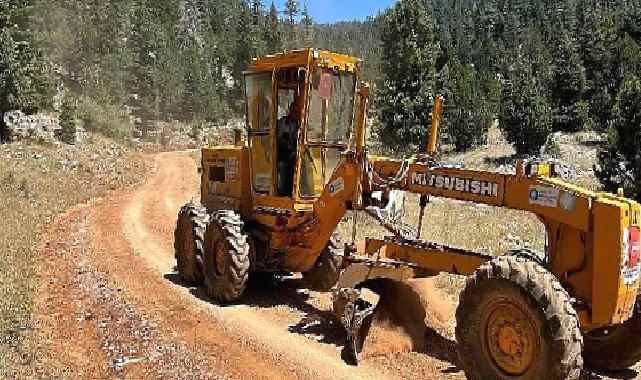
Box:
370;239;491;276
200;145;253;218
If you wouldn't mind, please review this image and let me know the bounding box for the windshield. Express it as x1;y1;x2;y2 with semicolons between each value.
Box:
299;68;356;198
306;68;356;143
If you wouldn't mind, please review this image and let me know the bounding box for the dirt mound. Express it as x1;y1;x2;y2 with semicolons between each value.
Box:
409;278;454;334
359;278;454;359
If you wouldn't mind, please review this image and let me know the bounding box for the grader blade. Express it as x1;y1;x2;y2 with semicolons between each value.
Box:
332;259;431;364
333;288;378;364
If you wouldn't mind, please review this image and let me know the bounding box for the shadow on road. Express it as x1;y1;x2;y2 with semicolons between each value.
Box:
165;271;641;377
580;368;639;380
165;270;460;368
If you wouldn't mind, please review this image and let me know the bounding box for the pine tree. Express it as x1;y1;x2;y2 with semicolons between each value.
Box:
56;91;76;144
284;0;298;50
0;0;53;141
500;62;552;155
300;5;313;47
615;36;641;90
128;1;159;136
264;2;281;53
441;58;491;151
231;1;254;110
578;2;616;128
597;75;641;201
378;0;436;152
263;1;281;54
550;33;588;131
250;0;265;56
0;28;20;141
520;27;553;91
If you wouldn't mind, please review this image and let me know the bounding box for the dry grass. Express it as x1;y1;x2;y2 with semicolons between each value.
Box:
339;127;603;301
0;136;148;376
0;125;605;374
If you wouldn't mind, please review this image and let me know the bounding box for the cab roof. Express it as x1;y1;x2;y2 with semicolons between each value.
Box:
248;48;362;75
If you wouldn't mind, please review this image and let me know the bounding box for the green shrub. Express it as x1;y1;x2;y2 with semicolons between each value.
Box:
542;136;562;158
500;69;552;155
76;96;134;140
56;92;76;144
597;75;641;200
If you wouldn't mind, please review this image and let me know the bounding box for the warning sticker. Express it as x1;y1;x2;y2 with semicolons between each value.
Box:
328;177;345;196
559;192;577;211
529;186;559;207
318;72;334;100
622;227;641;285
225;157;238;181
209;181;218;195
255;174;271;193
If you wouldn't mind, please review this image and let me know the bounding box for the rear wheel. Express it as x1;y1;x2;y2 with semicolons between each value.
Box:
174;202;209;285
584;295;641;371
203;210;250;302
303;237;343;292
456;256;583;380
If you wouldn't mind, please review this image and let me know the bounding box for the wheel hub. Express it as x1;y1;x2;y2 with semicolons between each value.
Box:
483;299;538;376
498;326;520;355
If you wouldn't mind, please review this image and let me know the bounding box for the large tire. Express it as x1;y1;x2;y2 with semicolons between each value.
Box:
202;210;250;302
584;295;641;371
303;237;343;292
456;256;583;380
174;202;209;285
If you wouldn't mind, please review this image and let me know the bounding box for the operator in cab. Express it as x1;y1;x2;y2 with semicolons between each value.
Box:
277;97;301;196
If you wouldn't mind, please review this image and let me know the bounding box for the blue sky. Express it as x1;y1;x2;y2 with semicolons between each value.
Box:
271;0;397;23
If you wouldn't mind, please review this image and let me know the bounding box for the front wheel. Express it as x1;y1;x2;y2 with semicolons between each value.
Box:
174;202;209;285
302;237;343;292
202;210;250;302
584;295;641;371
456;256;583;380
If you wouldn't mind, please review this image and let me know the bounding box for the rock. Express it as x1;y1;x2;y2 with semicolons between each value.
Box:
3;110;61;142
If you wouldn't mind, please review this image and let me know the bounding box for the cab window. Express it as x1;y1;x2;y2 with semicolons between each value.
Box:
245;72;273;194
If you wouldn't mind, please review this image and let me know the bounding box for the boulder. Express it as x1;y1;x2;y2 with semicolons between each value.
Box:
3;110;61;142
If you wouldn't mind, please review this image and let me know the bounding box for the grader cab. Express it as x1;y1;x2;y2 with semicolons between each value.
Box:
174;49;641;379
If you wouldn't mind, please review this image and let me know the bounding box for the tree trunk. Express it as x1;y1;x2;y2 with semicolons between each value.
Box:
0;112;10;142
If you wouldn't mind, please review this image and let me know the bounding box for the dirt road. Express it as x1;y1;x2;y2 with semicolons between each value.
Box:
28;152;636;379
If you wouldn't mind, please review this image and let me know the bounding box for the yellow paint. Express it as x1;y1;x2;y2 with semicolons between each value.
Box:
427;96;444;155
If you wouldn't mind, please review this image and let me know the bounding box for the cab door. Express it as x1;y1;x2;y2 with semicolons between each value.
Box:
244;70;275;196
245;67;310;218
295;67;357;201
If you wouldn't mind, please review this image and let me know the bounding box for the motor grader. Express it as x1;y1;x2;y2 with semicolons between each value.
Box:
174;49;641;379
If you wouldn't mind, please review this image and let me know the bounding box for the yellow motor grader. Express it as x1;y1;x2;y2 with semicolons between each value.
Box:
174;49;641;379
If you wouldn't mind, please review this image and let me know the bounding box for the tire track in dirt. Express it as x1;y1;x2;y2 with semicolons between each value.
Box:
32;151;463;380
116;151;405;379
29;151;636;380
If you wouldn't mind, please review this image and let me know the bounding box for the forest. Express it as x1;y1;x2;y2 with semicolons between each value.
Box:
1;0;641;197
